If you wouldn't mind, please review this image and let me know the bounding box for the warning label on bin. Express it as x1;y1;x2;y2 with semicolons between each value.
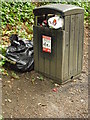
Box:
42;35;51;53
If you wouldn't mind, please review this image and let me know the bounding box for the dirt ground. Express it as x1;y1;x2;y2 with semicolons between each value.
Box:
2;25;89;118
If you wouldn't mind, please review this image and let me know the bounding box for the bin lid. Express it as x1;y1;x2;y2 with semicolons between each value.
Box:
33;3;84;16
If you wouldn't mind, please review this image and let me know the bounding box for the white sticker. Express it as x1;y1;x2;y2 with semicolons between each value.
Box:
42;35;51;53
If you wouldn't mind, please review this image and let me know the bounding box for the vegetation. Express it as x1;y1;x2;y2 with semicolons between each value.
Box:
60;0;89;21
0;2;36;74
1;2;36;39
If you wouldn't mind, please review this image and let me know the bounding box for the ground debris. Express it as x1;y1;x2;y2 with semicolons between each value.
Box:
38;102;47;107
9;84;12;88
37;76;44;81
8;99;12;103
17;88;21;91
81;99;84;103
55;83;60;87
7;81;11;83
52;88;58;92
11;72;19;79
73;79;77;82
38;103;41;106
5;98;12;103
25;76;29;80
31;77;35;84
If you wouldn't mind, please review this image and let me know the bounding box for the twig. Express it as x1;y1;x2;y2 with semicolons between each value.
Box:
0;54;16;64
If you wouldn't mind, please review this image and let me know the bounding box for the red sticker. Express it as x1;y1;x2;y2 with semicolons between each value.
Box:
42;35;51;53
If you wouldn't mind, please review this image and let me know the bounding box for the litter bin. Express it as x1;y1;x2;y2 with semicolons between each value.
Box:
33;3;84;83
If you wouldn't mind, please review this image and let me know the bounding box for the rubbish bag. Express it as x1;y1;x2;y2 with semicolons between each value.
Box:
48;16;64;29
6;34;34;72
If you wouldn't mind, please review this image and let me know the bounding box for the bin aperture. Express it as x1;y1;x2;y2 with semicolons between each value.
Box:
36;13;64;29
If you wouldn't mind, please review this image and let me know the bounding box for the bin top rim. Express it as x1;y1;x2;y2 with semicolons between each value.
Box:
33;3;84;16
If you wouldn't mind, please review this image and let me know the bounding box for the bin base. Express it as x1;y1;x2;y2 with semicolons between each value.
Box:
61;74;81;85
35;70;81;85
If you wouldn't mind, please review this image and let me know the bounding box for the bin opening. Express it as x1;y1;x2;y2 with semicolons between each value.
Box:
36;14;64;29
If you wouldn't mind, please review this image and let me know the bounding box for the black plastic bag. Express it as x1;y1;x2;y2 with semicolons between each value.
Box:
6;34;34;72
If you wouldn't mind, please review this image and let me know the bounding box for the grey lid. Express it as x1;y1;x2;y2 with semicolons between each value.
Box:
33;3;84;16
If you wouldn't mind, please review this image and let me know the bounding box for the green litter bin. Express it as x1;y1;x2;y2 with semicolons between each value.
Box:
33;3;84;83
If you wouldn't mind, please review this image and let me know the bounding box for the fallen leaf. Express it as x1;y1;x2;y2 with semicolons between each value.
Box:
37;76;40;79
55;83;59;87
38;103;41;105
10;115;13;118
81;99;84;103
73;79;77;82
8;99;12;103
2;103;4;106
9;85;12;88
11;72;19;79
5;99;7;102
25;77;29;80
17;88;21;91
1;69;8;76
11;78;14;81
37;76;44;81
31;78;35;84
7;81;11;83
41;104;47;107
69;92;75;95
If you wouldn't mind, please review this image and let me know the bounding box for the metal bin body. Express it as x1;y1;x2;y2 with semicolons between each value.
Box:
33;4;84;83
